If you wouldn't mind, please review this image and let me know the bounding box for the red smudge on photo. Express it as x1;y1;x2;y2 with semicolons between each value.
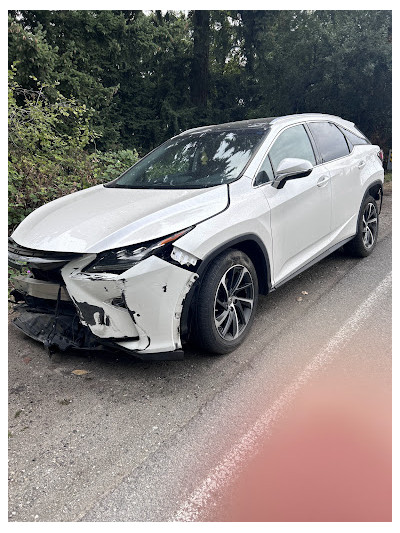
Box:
212;371;391;522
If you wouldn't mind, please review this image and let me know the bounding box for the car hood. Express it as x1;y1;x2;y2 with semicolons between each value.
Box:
12;184;229;253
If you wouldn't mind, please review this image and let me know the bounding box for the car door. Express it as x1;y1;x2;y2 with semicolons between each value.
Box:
307;121;359;242
259;124;332;286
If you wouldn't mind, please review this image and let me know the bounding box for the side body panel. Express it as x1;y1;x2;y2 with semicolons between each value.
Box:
175;176;274;280
329;144;384;243
262;165;332;285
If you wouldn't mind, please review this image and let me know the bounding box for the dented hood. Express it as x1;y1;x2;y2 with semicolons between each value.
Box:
12;184;229;253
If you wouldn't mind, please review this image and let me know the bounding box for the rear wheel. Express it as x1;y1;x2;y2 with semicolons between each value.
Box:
344;195;379;257
194;249;259;354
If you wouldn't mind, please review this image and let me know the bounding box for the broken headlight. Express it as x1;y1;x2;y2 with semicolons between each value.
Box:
83;228;193;274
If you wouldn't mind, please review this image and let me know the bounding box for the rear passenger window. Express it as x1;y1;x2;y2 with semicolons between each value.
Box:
338;126;369;147
308;122;350;163
269;125;316;171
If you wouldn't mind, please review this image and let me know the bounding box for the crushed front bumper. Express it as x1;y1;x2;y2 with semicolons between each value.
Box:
10;249;199;360
12;308;185;360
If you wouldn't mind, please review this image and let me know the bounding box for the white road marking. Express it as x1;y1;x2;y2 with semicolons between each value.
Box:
171;272;392;522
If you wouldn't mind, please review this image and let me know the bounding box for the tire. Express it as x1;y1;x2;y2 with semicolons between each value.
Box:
194;249;259;355
344;195;379;258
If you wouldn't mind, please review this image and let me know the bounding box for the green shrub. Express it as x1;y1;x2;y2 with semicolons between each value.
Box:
91;149;139;181
8;67;139;232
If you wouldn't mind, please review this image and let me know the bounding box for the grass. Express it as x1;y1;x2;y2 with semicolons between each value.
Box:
384;171;392;194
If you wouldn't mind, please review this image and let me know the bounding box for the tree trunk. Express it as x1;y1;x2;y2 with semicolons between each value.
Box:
190;10;210;109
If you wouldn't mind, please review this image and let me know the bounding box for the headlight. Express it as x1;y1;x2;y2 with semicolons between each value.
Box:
83;227;193;274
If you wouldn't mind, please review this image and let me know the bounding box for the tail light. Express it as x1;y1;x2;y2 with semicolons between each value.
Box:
377;149;384;165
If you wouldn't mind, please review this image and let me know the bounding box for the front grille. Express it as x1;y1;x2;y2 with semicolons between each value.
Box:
30;267;64;284
8;238;81;279
8;238;79;262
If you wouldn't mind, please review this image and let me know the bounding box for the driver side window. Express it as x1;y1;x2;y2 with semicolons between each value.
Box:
269;124;316;171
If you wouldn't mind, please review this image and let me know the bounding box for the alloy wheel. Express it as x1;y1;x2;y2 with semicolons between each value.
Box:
214;264;255;341
362;202;378;249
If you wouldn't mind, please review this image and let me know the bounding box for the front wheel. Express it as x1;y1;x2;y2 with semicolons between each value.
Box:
344;195;379;257
194;249;259;355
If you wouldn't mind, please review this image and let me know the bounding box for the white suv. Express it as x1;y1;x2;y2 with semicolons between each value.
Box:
9;113;384;358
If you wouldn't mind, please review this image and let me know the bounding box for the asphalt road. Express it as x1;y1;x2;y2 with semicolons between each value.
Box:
8;189;392;522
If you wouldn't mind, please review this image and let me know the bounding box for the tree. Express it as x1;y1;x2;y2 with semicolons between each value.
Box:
9;10;126;149
190;10;210;111
8;9;392;156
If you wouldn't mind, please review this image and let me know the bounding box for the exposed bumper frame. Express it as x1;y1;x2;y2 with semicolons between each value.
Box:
12;305;185;360
10;251;199;359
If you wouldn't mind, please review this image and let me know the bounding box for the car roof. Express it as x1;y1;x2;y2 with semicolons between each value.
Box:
178;117;276;135
177;113;356;136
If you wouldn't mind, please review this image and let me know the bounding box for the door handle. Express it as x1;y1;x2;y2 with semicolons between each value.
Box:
317;175;330;187
358;160;366;169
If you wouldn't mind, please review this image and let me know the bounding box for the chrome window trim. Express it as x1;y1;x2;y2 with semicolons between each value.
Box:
252;119;366;189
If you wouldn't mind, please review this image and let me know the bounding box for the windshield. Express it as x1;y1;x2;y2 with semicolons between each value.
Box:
107;129;266;189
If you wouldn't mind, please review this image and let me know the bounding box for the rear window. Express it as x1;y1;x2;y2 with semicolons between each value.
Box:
308;122;350;163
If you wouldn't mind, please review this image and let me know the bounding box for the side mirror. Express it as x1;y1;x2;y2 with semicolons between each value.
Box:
272;158;313;189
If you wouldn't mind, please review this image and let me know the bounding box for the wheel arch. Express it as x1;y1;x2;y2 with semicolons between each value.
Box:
365;179;383;212
196;234;271;295
353;181;382;242
180;234;271;342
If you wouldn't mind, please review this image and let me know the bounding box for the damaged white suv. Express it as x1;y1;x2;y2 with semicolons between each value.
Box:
9;114;384;359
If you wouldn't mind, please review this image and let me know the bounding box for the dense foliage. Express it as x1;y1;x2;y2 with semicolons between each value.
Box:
8;67;138;229
8;10;391;230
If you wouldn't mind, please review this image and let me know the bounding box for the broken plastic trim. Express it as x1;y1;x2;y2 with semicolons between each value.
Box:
170;247;198;267
45;285;62;350
13;306;101;353
12;308;184;360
